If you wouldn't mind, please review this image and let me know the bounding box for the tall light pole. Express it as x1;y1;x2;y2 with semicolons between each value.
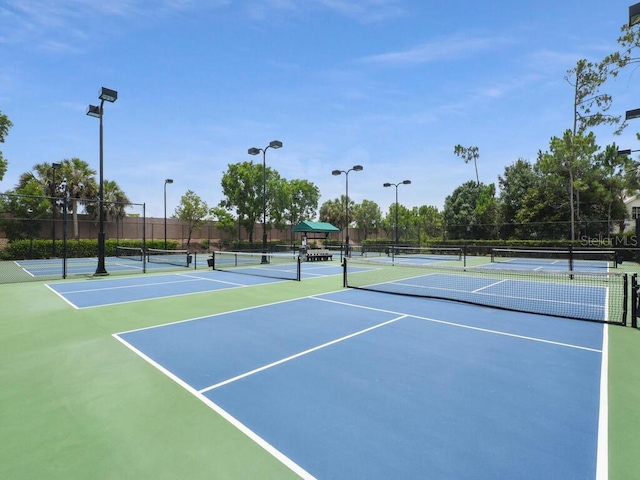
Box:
248;140;283;262
164;178;174;249
28;207;34;259
51;162;61;257
332;165;363;254
383;180;411;245
87;87;118;276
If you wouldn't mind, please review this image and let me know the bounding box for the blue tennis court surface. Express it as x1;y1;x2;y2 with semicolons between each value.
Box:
479;257;612;272
115;290;606;479
46;263;345;308
15;256;177;277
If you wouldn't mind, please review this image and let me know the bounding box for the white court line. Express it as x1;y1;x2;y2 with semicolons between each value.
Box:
47;274;264;310
387;280;605;311
45;283;81;309
311;296;603;353
57;276;212;295
112;334;317;480
114;291;346;336
596;323;609;480
472;279;508;293
199;315;407;394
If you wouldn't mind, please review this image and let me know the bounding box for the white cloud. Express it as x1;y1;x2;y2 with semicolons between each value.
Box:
0;0;228;49
316;0;405;23
359;33;512;66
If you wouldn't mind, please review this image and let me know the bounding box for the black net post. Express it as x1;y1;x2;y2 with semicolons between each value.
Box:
636;221;640;263
568;244;574;272
623;273;628;327
632;274;638;329
342;257;347;288
62;195;68;279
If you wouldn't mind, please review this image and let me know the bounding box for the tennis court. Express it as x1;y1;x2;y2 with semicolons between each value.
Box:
14;252;195;277
2;255;640;479
114;289;605;479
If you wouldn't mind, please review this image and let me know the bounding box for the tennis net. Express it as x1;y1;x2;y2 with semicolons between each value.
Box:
491;247;617;269
115;246;144;262
146;248;193;268
390;246;463;262
344;256;627;324
211;251;301;281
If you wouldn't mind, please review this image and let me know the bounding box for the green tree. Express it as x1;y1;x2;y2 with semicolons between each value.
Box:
84;179;130;229
415;205;442;240
271;178;319;241
352;199;381;241
319;198;345;229
219;161;279;243
498;158;538;239
0;184;50;241
381;202;415;243
514;170;569;239
594;144;640;232
566;58;621;136
173;190;209;248
443;181;498;240
0;110;12;181
17;159;100;240
538;130;599;240
454;145;480;185
59;158;97;240
602;21;640;135
210;207;236;236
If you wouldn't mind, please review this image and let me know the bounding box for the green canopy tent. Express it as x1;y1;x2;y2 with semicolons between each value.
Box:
292;221;340;245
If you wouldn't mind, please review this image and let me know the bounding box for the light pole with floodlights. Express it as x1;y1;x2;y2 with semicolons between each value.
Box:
248;140;283;262
87;87;118;276
164;178;174;249
51;162;61;257
383;180;411;245
332;165;363;254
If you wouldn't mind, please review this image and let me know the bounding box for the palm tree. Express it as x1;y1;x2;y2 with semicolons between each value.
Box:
58;158;97;240
85;179;131;237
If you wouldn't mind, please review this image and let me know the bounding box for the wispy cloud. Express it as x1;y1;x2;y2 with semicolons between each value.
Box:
316;0;406;23
244;0;405;23
359;33;512;66
0;0;228;51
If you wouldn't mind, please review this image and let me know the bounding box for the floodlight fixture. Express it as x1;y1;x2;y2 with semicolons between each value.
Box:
630;2;640;26
626;108;640;121
99;87;118;103
86;105;101;118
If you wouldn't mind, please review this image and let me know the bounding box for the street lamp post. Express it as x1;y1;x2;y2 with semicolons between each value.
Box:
51;162;61;257
28;207;34;259
332;165;363;255
87;87;118;276
383;180;411;245
164;178;174;249
248;140;283;263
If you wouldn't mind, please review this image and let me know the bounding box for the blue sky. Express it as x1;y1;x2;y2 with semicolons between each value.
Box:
1;0;638;218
